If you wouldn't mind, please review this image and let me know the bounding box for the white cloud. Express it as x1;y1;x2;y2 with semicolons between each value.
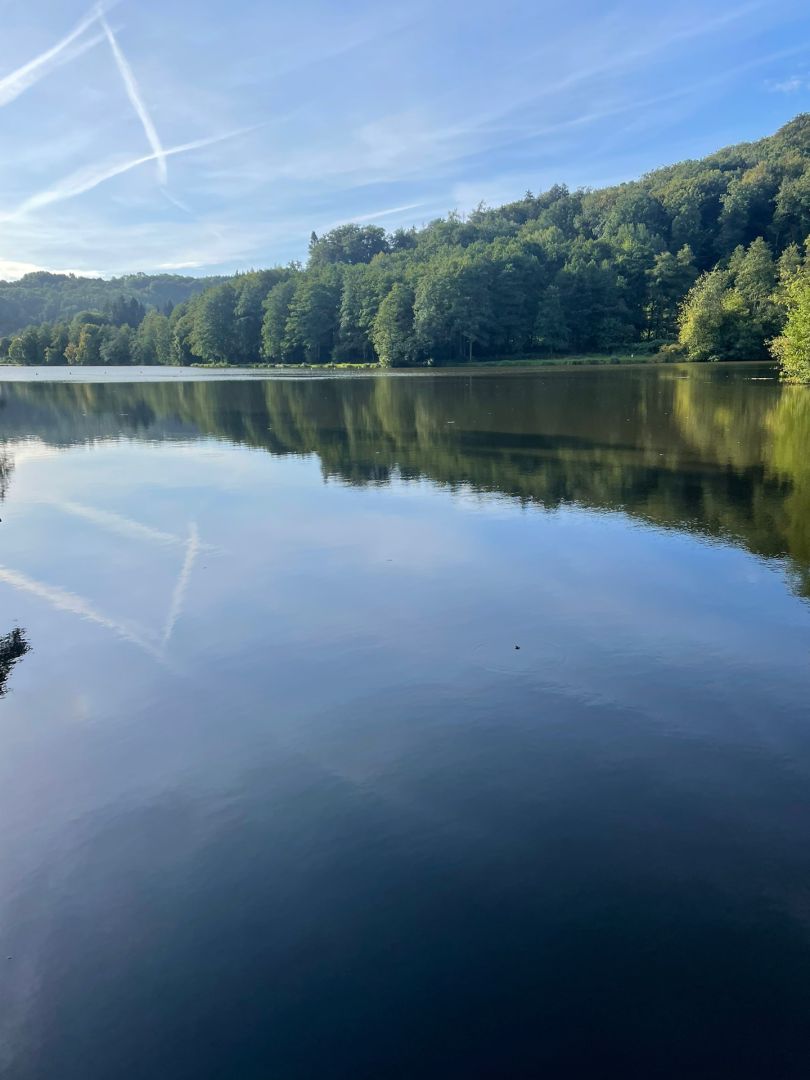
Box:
766;74;808;93
0;257;101;281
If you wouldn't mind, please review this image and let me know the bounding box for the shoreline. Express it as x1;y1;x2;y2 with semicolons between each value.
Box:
0;359;778;383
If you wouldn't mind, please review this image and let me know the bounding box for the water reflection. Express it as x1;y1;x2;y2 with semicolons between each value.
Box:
0;430;201;663
0;521;201;664
1;363;806;583
0;447;13;502
0;448;29;695
0;628;29;696
2;366;810;1078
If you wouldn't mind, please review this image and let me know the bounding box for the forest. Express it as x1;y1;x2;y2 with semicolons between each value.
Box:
0;272;224;337
2;114;810;372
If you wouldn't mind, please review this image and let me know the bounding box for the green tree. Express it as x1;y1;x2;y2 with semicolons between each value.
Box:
8;326;43;365
169;303;196;365
337;262;392;361
190;284;236;363
108;295;146;328
774;168;810;248
647;245;698;338
284;270;341;363
44;323;69;365
534;286;570;353
772;267;810;382
65;323;103;365
233;271;284;363
777;243;804;292
680;238;784;361
557;241;631;352
414;253;494;362
133;312;172;365
262;278;299;362
308;224;389;266
679;269;737;361
372;283;417;367
100;324;133;365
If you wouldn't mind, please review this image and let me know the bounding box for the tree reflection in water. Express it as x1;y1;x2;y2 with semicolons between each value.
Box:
0;628;28;696
0;448;28;695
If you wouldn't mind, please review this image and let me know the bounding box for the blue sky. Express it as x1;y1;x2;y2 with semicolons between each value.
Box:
0;0;809;279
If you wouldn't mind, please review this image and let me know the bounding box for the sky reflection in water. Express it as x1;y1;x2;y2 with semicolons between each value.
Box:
1;365;810;1079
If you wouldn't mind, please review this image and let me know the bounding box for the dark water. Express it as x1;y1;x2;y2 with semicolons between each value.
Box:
2;363;810;1078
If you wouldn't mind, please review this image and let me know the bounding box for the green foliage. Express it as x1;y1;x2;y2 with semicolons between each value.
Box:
679;270;739;361
308;225;389;266
65;323;103;366
0;272;223;336
413;253;495;362
133;312;172;366
262;278;299;362
533;285;569;353
8;326;44;365
108;295;147;328
190;284;236;363
372;283;417;367
771;267;810;382
99;325;133;366
647;246;698;337
283;269;342;363
679;237;788;361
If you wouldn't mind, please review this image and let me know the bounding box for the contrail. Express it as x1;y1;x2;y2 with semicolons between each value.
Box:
162;523;200;649
162;188;193;214
0;564;163;661
43;499;215;550
2;127;256;220
98;7;168;184
351;202;426;223
0;5;108;107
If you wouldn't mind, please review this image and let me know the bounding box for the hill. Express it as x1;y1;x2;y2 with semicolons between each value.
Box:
0;271;226;336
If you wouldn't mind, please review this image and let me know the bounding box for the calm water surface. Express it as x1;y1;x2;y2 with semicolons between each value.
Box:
2;363;810;1078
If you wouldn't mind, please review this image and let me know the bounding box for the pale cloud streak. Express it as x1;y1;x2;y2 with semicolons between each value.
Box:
2;128;257;222
162;189;193;214
0;564;164;661
99;8;168;183
43;500;212;550
559;1;765;91
162;524;200;649
0;5;107;107
767;74;809;93
350;202;426;223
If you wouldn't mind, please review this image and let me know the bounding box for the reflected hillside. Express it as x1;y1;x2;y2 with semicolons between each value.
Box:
3;365;809;585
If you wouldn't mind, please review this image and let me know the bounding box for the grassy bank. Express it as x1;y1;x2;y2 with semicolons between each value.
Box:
187;349;682;372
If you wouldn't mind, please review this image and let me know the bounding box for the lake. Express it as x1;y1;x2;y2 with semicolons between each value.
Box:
2;362;810;1078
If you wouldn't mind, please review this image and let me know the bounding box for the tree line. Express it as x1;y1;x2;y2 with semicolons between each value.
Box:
0;271;224;337
2;114;810;370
